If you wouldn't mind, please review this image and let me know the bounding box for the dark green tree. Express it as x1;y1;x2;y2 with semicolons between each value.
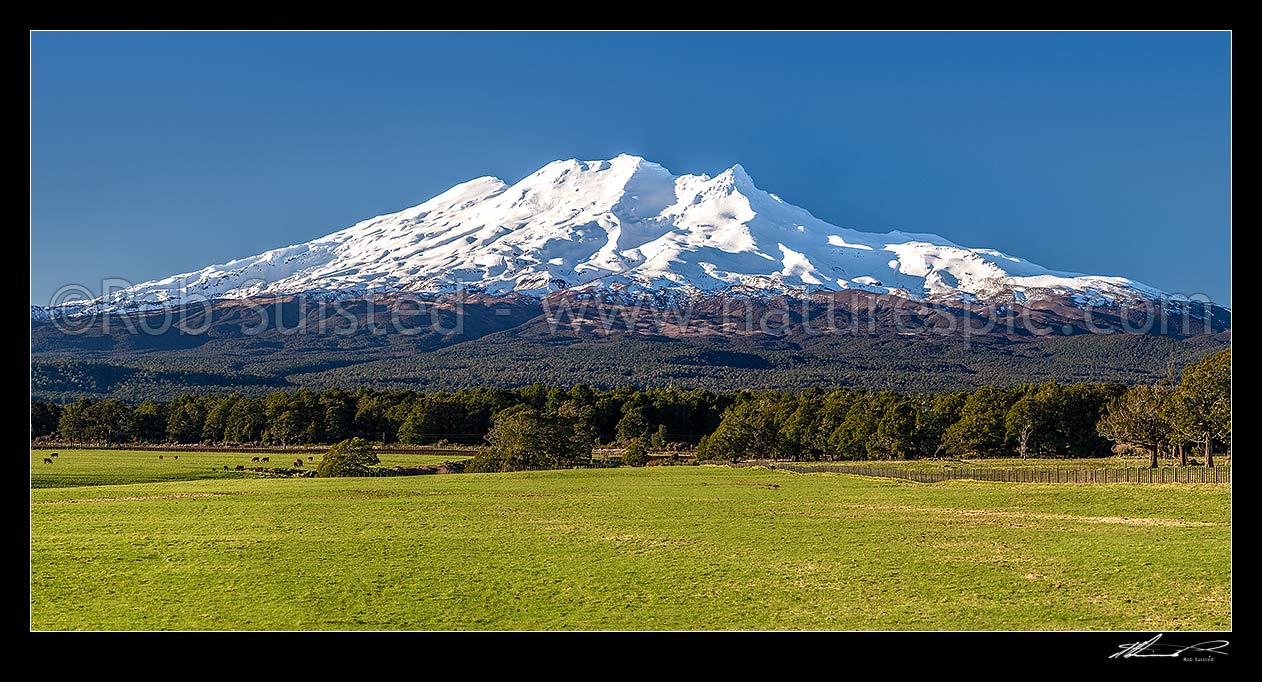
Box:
201;394;239;443
467;405;593;472
779;397;825;459
320;388;356;443
1170;348;1230;467
696;397;786;461
649;424;668;450
615;404;651;443
224;397;265;443
316;437;380;477
870;395;918;460
126;400;167;443
57;398;94;444
829;397;877;460
1097;384;1173;468
622;438;650;467
166;395;208;444
84;399;130;445
31;402;62;439
398;397;442;445
942;386;1016;458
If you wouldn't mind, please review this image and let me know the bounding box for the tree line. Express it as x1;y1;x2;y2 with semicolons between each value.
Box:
31;349;1229;470
33;385;728;449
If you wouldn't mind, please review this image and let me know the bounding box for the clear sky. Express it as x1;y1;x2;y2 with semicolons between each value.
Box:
30;31;1231;306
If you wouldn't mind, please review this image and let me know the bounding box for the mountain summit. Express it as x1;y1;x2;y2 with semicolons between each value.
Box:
42;154;1173;318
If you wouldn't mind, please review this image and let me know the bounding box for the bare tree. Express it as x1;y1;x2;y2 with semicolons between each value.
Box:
1015;422;1033;459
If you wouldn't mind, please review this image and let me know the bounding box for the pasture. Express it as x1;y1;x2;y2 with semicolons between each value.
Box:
30;449;471;489
809;456;1228;471
31;461;1230;630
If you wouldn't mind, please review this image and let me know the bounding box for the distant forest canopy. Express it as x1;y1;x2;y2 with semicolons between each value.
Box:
30;328;1228;402
30;348;1231;462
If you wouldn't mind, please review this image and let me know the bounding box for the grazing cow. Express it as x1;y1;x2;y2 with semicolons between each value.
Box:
50;453;59;458
43;458;53;464
261;457;270;463
294;459;304;468
173;456;178;460
234;465;245;471
307;456;313;461
251;456;261;462
159;455;164;460
223;465;230;471
255;467;264;472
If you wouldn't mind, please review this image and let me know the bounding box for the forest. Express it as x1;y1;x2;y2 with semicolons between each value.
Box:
31;326;1228;402
32;349;1229;468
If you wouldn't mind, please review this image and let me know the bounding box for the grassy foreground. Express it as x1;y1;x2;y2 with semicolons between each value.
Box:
30;449;470;488
31;465;1229;630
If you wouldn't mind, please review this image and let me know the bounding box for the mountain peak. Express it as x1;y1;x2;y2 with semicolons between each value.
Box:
711;162;760;193
722;162;751;179
35;155;1173;318
612;152;649;164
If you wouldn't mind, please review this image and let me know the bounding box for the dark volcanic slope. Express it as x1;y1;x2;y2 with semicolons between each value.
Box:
31;293;1230;401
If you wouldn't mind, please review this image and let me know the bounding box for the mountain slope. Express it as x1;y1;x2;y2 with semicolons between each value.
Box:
37;154;1178;319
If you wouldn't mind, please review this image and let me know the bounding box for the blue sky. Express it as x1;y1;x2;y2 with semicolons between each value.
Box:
31;31;1231;305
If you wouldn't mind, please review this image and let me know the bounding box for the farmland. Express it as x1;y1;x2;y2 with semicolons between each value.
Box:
31;456;1230;630
30;449;472;489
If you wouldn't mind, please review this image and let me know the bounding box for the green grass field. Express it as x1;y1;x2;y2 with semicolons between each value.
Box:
787;456;1226;471
30;453;1230;630
30;449;471;488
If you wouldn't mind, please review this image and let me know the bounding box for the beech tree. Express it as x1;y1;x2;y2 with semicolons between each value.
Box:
31;402;61;439
468;405;593;472
943;387;1015;458
1169;349;1230;467
695;396;789;461
614;404;651;442
57;399;94;444
1097;384;1172;468
316;437;380;477
622;438;650;467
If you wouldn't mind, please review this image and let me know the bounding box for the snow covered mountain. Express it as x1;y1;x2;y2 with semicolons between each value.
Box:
38;154;1175;319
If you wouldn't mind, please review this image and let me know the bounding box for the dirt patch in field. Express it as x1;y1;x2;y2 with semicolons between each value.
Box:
32;492;267;505
838;503;1218;528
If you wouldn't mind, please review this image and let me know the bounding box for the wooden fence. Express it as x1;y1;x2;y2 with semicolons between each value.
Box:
732;460;1231;484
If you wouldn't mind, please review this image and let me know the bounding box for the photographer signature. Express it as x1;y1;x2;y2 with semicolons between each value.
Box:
1111;634;1229;659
